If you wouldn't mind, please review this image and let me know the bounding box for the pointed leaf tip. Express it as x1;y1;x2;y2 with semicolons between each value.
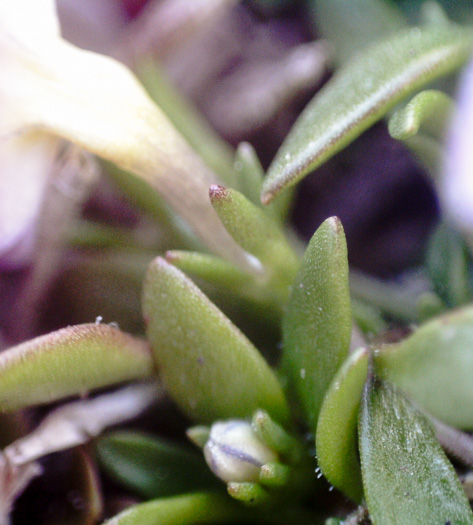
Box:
282;217;352;428
209;184;228;201
262;25;473;202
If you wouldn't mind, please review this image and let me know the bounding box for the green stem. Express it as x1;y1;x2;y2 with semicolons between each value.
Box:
349;270;442;322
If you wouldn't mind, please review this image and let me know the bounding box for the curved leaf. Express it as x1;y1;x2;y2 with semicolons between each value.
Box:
142;257;289;425
261;24;473;204
316;347;369;503
388;89;454;141
375;306;473;429
282;217;351;428
359;377;473;524
0;324;153;411
97;431;218;499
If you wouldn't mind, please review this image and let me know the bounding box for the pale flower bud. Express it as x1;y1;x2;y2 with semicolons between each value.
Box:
203;420;277;483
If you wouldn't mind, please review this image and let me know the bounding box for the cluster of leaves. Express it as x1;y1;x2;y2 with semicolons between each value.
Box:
2;0;473;524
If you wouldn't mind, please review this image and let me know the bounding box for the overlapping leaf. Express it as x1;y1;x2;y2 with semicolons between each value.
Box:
375;306;473;428
282;217;351;428
359;377;473;524
262;24;473;204
316;347;369;503
142;257;289;425
0;324;154;411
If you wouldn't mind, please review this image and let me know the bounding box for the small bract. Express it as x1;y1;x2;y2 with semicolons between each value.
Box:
203;420;277;483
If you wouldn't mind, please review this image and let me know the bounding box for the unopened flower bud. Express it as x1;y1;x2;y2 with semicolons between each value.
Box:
203;420;277;483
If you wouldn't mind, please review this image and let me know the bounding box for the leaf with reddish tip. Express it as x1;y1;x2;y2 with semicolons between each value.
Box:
261;24;473;204
316;347;368;503
209;185;299;304
359;377;473;524
142;257;289;425
0;324;154;411
282;217;352;429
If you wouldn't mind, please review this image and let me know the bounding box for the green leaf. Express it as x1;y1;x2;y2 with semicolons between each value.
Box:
209;185;299;304
426;221;473;307
282;217;352;428
261;24;473;204
310;0;406;64
388;89;454;141
103;491;322;525
102;492;247;525
252;410;306;465
137;61;237;188
375;306;473;429
0;324;153;411
359;377;473;525
97;431;218;499
388;89;454;176
165;251;252;290
234;142;293;223
316;347;369;503
142;257;290;425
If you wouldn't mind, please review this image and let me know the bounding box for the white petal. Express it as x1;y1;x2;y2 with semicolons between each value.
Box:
0;132;58;267
0;5;251;268
443;58;473;231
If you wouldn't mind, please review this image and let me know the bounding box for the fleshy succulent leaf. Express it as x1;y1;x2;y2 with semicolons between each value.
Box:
97;431;218;499
0;323;154;411
375;306;473;429
359;377;473;524
388;89;454;142
142;257;290;425
209;185;299;304
316;347;369;503
426;221;473;307
102;492;250;525
282;217;351;429
261;24;473;204
388;89;455;176
165;251;252;291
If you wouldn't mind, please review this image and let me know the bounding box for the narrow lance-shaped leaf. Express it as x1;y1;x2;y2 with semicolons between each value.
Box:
375;305;473;429
210;185;300;305
316;347;369;503
97;431;218;499
142;257;290;425
262;24;473;204
102;492;250;525
282;217;352;428
359;377;473;524
0;324;154;411
426;221;473;307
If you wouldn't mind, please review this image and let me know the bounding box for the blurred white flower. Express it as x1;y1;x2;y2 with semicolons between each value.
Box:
443;56;473;234
204;420;277;483
0;0;250;268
